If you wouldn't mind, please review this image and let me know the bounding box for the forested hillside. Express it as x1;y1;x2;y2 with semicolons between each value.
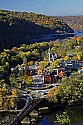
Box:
59;16;83;30
0;10;74;51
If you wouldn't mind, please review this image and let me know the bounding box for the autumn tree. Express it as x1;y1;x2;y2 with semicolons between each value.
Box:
64;55;70;60
24;75;34;86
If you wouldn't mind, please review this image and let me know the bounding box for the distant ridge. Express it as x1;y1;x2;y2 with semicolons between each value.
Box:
59;16;83;30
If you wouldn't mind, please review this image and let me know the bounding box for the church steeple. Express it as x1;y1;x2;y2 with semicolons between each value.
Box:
48;47;51;63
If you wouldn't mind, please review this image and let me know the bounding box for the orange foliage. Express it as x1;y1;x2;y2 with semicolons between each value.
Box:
47;85;62;102
11;47;18;52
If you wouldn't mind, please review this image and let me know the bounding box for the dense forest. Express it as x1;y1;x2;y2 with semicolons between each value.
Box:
0;10;74;51
59;16;83;30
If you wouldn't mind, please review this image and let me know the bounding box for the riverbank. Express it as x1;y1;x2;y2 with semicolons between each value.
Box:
37;105;83;125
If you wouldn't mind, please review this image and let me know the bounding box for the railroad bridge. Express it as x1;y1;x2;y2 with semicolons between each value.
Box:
0;97;54;125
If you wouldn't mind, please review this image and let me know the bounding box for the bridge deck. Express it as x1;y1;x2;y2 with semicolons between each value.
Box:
1;98;44;125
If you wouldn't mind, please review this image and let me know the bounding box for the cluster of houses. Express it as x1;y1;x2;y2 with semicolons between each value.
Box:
11;60;83;88
31;60;83;85
11;48;83;87
29;66;66;84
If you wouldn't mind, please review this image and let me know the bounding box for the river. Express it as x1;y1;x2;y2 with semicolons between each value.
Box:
31;30;83;43
0;105;83;125
37;105;83;125
74;30;83;36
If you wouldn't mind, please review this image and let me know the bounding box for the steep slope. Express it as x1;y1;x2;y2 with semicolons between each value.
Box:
59;16;83;30
0;10;74;50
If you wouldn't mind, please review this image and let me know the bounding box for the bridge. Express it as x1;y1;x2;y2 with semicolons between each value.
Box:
0;96;44;125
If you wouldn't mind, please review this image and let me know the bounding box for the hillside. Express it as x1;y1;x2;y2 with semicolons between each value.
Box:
0;10;74;51
59;16;83;30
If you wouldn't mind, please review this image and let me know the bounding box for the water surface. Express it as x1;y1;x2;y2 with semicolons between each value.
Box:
37;106;83;125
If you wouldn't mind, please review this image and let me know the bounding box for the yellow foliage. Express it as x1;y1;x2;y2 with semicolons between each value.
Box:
11;88;18;96
24;75;33;85
9;98;15;109
77;51;82;60
0;88;2;95
0;97;2;109
2;84;7;95
47;85;62;102
76;36;82;45
77;54;81;60
3;102;8;110
39;60;48;67
49;59;62;69
29;61;34;66
64;55;70;60
38;65;44;72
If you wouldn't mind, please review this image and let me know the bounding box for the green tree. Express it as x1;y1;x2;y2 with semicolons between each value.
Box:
54;112;71;125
